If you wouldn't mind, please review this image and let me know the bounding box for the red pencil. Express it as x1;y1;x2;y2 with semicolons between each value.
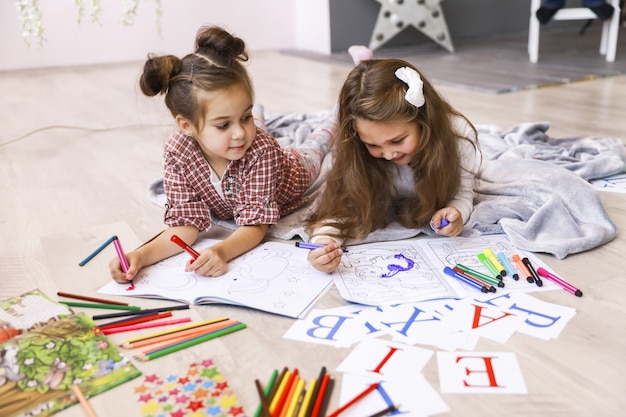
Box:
101;317;191;335
327;382;379;417
272;368;298;417
98;312;172;330
309;373;331;417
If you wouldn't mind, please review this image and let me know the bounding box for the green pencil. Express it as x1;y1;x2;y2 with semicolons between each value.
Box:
138;322;247;361
254;368;279;417
59;301;141;311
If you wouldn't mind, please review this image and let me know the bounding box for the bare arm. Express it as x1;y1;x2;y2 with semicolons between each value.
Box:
186;224;269;276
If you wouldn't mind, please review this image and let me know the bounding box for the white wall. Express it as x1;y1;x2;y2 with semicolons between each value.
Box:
0;0;331;71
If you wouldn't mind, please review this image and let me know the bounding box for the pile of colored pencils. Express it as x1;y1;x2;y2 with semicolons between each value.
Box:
254;366;334;417
116;317;246;361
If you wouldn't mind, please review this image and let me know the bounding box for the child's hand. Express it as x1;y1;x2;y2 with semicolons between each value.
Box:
186;247;228;277
431;207;463;237
307;239;344;273
109;252;142;284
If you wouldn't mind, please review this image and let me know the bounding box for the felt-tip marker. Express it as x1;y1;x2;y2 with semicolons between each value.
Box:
295;242;348;252
437;218;450;229
171;234;200;260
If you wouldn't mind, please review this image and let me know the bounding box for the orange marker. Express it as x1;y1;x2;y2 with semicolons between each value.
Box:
512;254;534;283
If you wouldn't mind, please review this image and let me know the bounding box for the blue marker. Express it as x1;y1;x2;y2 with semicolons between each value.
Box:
295;241;348;252
437;218;450;229
497;252;519;281
443;266;489;293
79;235;116;266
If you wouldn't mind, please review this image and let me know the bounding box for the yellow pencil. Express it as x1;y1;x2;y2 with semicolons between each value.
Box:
269;370;291;415
296;378;317;417
285;377;305;417
120;316;229;345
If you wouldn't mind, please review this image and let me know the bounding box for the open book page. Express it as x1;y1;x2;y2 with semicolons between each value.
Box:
97;239;335;319
0;305;141;417
333;234;558;306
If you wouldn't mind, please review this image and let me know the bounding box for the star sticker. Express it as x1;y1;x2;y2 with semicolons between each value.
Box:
200;359;214;368
201;367;219;379
178;376;190;384
187;400;204;412
193;387;210;399
228;406;245;416
369;0;454;52
140;401;161;415
144;374;160;383
215;381;229;390
134;384;149;394
219;395;239;409
175;394;189;404
171;409;186;417
138;393;153;403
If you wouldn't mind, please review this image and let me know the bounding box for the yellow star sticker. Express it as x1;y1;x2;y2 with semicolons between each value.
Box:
369;0;454;52
140;400;162;415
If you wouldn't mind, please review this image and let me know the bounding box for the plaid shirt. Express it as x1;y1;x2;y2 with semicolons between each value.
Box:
163;128;311;231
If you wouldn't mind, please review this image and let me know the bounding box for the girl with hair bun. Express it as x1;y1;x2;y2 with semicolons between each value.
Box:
110;25;334;281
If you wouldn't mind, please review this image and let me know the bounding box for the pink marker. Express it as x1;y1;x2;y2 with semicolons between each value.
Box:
536;267;583;297
112;236;130;273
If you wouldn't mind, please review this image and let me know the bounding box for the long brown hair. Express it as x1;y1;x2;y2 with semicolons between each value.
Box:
306;59;478;241
139;25;254;132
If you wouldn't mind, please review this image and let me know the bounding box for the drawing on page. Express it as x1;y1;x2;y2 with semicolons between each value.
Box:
335;242;456;305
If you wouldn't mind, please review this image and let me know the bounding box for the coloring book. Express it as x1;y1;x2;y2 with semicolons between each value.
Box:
0;289;141;417
97;239;335;319
332;234;558;306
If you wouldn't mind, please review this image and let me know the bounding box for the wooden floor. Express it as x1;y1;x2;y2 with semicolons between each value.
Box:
1;50;626;416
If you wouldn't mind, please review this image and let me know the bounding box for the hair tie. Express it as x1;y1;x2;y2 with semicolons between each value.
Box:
395;67;425;108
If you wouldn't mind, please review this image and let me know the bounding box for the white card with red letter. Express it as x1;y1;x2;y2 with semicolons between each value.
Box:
437;351;527;394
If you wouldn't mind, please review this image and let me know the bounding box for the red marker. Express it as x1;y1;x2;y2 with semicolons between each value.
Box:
171;234;200;260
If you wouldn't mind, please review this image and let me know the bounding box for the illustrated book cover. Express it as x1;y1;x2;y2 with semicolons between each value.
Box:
0;289;141;417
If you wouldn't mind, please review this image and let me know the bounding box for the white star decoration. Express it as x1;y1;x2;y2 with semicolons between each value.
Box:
368;0;454;52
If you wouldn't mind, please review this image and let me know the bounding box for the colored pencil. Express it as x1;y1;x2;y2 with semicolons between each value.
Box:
59;301;141;311
267;368;289;412
98;312;172;330
72;384;98;417
91;304;189;320
57;291;128;306
309;373;331;417
297;378;316;417
120;316;229;345
303;367;326;417
367;404;398;417
285;377;306;417
78;235;116;266
327;382;379;417
318;377;334;417
256;378;273;417
280;374;301;417
270;369;294;416
135;320;241;352
254;369;280;417
136;322;246;361
101;317;191;335
287;378;306;417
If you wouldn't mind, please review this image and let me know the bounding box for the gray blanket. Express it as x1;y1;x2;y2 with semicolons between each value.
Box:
147;113;626;259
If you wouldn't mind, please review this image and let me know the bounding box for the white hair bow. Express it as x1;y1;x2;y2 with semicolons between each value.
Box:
395;67;425;108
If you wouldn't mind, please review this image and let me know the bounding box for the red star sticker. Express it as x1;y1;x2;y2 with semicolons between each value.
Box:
171;410;186;417
187;400;204;412
229;406;245;416
178;377;189;384
216;381;229;390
